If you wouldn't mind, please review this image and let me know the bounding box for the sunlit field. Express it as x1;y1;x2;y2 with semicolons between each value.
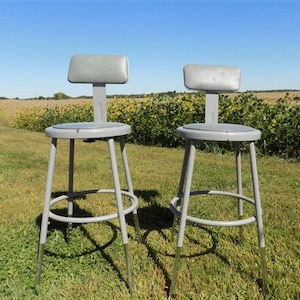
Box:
1;90;300;119
0;94;299;299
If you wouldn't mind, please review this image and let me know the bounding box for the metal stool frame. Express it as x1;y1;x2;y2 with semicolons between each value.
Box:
169;64;267;296
35;55;141;295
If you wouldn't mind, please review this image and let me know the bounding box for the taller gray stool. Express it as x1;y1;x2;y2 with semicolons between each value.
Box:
35;55;141;295
170;64;267;296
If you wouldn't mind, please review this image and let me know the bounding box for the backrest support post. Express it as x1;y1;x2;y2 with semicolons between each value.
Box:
205;93;219;124
93;83;106;122
183;64;240;124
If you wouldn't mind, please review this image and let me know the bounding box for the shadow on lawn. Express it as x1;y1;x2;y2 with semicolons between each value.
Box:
34;189;224;297
132;189;223;296
35;191;130;287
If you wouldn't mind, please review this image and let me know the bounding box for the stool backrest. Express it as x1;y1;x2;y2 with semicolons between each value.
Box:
68;55;129;122
183;64;240;124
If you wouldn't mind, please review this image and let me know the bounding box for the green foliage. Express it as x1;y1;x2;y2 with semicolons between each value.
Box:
11;103;93;131
109;92;300;158
10;92;300;159
219;92;300;158
53;92;71;100
108;93;205;147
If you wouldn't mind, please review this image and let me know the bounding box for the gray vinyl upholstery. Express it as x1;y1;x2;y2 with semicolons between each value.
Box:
68;55;128;84
183;64;240;92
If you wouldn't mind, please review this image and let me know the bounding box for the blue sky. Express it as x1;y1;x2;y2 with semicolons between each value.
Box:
1;0;299;98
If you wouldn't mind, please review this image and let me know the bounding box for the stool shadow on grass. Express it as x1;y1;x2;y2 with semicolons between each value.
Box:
35;189;224;295
125;189;174;294
127;189;227;296
35;190;128;287
130;189;173;232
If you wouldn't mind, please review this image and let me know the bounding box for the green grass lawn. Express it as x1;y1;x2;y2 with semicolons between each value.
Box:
0;117;299;299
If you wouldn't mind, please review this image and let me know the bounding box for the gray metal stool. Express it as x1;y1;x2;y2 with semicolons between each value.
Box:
170;64;267;296
35;55;141;295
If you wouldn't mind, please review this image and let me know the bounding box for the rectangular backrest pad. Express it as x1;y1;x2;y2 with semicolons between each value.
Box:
183;64;240;92
68;55;128;84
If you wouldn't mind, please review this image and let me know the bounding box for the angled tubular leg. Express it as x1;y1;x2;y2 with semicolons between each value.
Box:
171;139;192;239
249;142;267;295
169;247;182;297
108;138;134;295
35;138;57;288
119;136;141;242
170;139;196;296
235;142;244;244
124;243;134;296
67;139;75;242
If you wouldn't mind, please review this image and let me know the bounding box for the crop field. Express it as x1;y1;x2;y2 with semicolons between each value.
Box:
0;98;91;121
228;90;300;104
1;90;299;120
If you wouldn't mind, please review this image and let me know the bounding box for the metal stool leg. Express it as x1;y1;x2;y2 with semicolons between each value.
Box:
249;142;267;295
119;137;141;242
35;138;57;288
170;139;197;296
235;142;244;244
108;138;134;295
171;139;192;239
67;139;75;242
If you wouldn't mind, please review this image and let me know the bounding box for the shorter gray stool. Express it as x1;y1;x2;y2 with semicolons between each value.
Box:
35;55;141;295
170;64;267;296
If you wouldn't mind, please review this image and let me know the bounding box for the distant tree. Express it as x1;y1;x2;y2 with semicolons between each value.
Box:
53;92;71;100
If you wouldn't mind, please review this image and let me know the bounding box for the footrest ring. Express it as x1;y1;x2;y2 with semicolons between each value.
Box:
49;189;138;224
170;190;256;227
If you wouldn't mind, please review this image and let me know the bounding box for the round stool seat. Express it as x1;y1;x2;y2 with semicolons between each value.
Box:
177;123;261;142
46;122;131;139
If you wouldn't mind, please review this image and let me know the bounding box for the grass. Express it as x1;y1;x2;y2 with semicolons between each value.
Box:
0;99;300;299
